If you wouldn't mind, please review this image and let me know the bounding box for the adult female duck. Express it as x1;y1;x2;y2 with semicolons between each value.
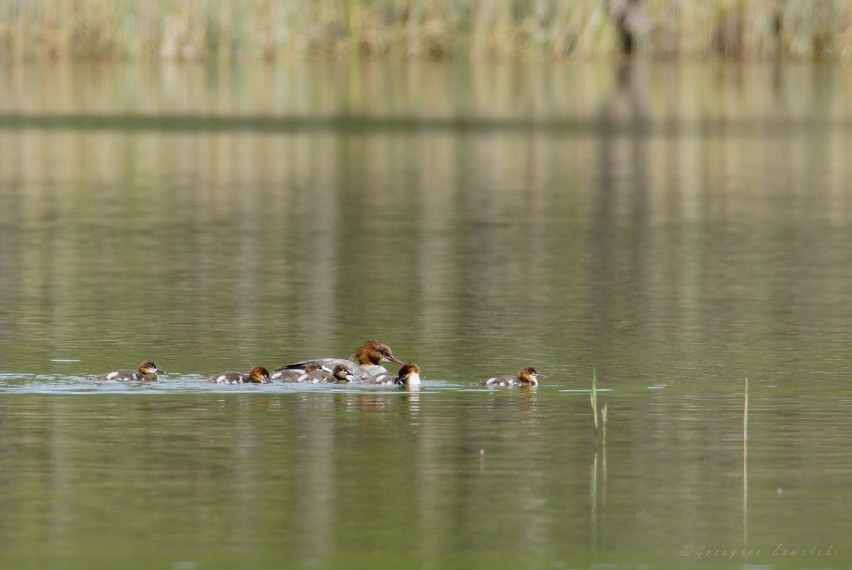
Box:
274;340;403;381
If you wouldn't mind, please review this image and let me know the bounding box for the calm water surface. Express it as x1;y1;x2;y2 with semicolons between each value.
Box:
1;62;851;569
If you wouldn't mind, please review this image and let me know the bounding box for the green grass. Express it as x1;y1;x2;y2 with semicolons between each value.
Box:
0;0;849;61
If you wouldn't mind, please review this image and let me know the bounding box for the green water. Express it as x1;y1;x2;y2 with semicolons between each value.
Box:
1;62;851;569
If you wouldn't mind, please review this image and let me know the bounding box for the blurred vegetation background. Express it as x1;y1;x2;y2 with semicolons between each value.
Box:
0;0;849;61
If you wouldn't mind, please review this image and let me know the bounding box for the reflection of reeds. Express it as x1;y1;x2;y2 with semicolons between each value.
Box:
0;0;849;61
743;376;749;545
590;367;607;440
590;369;607;553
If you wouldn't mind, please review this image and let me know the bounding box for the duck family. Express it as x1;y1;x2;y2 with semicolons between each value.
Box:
94;340;540;389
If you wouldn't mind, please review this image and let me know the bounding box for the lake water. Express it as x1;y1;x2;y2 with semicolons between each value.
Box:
1;61;851;569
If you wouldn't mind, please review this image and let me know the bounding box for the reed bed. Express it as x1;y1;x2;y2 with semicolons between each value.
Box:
1;0;850;61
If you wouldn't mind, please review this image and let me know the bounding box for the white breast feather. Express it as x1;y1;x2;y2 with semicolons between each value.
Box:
406;373;421;385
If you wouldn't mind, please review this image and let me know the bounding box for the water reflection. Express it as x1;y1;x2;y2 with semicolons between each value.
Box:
1;383;851;568
1;61;852;568
743;377;749;546
590;440;607;557
1;63;852;385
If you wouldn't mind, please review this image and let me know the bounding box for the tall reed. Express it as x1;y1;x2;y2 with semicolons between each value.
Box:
1;0;849;61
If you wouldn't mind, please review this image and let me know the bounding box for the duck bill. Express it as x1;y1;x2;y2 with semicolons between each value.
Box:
386;355;404;365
